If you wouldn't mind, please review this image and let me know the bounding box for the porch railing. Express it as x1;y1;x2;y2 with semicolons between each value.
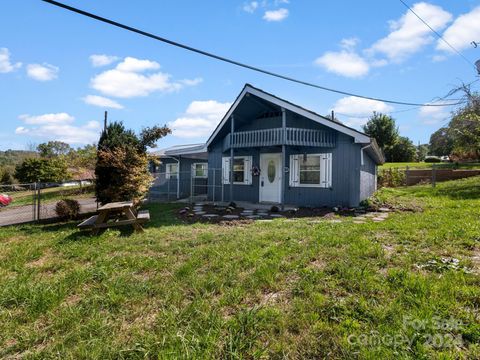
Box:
223;127;336;151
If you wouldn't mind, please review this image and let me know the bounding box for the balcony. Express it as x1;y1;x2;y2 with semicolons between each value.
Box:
222;127;336;151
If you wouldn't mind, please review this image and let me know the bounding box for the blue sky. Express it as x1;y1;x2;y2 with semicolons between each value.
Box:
1;0;480;151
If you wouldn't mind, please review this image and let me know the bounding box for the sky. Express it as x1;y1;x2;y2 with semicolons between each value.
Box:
1;0;480;151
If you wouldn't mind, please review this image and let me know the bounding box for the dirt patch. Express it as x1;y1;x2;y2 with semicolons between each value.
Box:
471;248;480;274
25;250;53;269
309;258;326;270
382;244;396;258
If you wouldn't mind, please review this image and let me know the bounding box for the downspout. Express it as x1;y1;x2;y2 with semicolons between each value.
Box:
360;144;372;166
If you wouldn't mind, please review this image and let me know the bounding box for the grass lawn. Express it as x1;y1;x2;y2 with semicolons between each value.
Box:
380;162;480;170
0;178;479;358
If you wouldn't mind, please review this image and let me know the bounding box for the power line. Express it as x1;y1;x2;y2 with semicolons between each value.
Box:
42;0;463;108
398;0;475;70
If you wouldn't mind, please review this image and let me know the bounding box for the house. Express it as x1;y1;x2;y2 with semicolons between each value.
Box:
150;84;384;208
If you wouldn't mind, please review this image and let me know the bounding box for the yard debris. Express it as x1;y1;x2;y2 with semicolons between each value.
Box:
415;257;473;273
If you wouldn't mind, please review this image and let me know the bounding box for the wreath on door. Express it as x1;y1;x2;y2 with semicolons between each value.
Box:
251;166;261;176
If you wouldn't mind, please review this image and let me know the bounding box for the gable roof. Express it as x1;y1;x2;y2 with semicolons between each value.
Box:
206;84;373;146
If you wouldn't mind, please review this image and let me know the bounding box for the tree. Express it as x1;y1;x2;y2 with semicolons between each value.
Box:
37;141;71;158
416;144;429;162
95;122;170;204
385;136;417;162
0;169;14;184
429;127;453;156
362;112;399;150
14;158;68;183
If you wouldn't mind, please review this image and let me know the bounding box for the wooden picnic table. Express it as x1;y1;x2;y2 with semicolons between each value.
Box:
78;201;150;234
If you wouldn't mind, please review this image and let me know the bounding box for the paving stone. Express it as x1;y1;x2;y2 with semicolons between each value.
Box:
257;219;273;222
223;215;239;219
194;211;206;215
202;214;219;218
241;210;254;213
329;219;342;223
353;220;366;224
246;215;260;219
270;214;284;218
378;207;391;212
372;217;385;222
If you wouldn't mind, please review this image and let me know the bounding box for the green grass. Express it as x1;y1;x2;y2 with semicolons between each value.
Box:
380;162;480;170
0;178;479;359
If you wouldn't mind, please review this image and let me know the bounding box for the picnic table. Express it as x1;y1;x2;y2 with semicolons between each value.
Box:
78;201;150;234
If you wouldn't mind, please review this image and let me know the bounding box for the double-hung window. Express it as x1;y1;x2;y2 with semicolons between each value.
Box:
289;153;332;188
192;163;208;178
222;156;252;185
165;163;178;179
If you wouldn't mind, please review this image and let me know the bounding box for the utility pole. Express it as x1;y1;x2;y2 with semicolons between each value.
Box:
104;111;108;133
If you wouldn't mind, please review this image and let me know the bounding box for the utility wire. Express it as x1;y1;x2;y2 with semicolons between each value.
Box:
42;0;463;108
398;0;475;69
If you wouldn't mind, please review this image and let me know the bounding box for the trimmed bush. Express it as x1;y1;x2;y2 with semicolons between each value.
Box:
55;199;80;219
378;168;406;188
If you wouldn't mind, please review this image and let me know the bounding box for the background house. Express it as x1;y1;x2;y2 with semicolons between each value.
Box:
150;84;384;207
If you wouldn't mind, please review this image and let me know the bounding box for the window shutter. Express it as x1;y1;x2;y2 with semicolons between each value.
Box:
244;156;252;185
320;153;332;188
289;155;299;187
222;157;230;184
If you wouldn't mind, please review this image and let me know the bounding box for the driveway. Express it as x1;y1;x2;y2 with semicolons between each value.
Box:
0;197;98;226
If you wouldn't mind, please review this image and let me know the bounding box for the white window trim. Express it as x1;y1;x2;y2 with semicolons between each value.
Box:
166;163;178;179
289;153;332;188
192;162;208;178
222;156;252;185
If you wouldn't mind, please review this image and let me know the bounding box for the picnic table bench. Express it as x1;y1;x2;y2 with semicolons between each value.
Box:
78;201;149;234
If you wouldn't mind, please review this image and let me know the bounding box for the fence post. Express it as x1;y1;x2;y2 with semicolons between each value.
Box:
405;166;409;186
432;164;436;187
37;183;41;221
32;182;37;221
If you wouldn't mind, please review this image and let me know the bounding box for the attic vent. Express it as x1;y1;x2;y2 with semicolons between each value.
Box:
256;111;282;119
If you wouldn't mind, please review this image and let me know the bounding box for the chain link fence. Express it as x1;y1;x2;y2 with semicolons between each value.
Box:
149;168;225;203
0;180;96;227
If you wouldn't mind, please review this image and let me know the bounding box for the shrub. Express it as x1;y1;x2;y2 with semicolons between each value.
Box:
55;199;80;219
378;168;406;188
424;156;441;163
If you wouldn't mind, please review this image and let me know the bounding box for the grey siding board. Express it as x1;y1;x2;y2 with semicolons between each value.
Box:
360;153;376;201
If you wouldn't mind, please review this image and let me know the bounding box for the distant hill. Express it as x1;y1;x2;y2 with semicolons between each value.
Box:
0;150;37;172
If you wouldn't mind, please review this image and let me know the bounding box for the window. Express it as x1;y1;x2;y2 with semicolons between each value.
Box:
166;163;178;179
289;153;332;188
222;156;252;185
192;163;208;178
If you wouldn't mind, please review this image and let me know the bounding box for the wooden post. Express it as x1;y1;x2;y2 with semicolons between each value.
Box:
406;166;409;186
281;107;286;210
432;164;436;187
37;183;41;221
230;115;234;203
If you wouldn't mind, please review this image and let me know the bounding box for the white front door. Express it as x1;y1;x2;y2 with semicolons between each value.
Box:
259;153;282;203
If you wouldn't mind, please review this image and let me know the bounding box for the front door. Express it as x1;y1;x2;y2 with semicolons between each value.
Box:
259;153;282;203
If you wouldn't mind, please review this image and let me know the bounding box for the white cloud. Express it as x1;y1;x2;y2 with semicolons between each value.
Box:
83;95;124;109
437;6;480;52
16;113;101;144
0;48;21;73
18;112;74;125
90;56;201;98
369;2;452;62
169;100;232;138
89;54;119;67
263;8;289;21
333;96;394;128
419;102;451;124
340;37;360;51
314;50;370;78
243;1;259;13
26;63;59;81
